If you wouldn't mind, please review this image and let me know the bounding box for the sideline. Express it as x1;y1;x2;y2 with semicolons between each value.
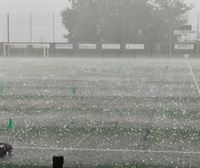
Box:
14;146;200;154
185;55;200;96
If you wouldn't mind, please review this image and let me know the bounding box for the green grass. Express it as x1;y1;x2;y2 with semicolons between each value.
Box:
1;95;200;120
0;165;49;168
1;126;200;144
0;58;200;167
0;162;185;168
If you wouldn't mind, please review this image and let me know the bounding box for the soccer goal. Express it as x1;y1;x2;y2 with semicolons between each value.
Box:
3;43;27;57
32;43;50;57
3;43;50;57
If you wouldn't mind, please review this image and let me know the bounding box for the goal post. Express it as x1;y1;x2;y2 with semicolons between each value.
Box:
3;43;28;57
32;43;50;57
3;43;50;57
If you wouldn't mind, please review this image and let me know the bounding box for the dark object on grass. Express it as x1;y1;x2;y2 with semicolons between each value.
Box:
53;156;64;168
144;128;151;142
0;143;12;158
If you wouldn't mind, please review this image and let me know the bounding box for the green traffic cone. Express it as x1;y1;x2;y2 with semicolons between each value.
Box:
7;118;15;130
72;85;77;96
0;84;4;93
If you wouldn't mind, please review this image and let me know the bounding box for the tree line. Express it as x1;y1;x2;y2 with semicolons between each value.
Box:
61;0;192;48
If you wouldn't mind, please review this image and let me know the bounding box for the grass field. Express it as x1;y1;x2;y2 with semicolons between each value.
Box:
0;57;200;167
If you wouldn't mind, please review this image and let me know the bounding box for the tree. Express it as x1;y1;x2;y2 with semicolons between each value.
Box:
61;0;192;46
97;0;150;43
61;7;77;42
147;0;192;41
61;0;99;43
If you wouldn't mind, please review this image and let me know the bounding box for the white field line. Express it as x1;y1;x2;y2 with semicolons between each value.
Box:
185;58;200;96
14;146;200;155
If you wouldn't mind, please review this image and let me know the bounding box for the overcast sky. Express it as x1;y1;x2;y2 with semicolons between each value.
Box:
0;0;199;42
1;0;69;13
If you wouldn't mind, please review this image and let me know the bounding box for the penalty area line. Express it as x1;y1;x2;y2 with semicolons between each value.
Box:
14;146;200;155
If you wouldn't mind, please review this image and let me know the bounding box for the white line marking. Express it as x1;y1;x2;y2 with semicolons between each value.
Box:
185;57;200;96
14;146;200;155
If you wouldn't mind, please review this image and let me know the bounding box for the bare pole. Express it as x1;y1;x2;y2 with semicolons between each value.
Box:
7;13;10;43
30;13;32;42
197;12;200;56
197;12;200;39
168;0;176;57
169;24;173;57
53;12;55;43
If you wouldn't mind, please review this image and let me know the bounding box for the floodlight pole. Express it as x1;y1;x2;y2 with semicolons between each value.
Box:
53;12;55;43
7;13;10;43
197;12;200;56
197;12;200;39
169;23;173;57
168;0;176;57
30;13;32;42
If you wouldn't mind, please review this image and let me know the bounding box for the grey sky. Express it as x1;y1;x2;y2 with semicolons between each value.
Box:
0;0;199;42
1;0;69;13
